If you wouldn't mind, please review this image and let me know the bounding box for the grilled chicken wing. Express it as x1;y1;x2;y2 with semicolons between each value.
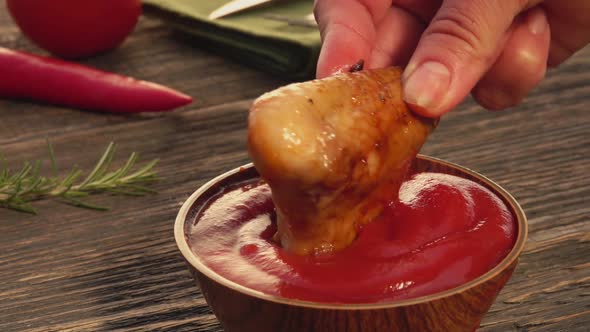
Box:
248;67;437;255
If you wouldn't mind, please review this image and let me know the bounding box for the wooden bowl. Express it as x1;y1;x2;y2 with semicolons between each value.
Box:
175;155;527;332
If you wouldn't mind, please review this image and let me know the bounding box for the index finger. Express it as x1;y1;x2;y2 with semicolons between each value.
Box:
314;0;392;78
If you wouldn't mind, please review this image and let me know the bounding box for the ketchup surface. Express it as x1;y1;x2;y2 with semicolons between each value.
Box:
188;172;516;303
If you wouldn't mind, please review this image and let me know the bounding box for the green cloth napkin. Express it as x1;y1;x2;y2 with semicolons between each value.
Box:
143;0;320;80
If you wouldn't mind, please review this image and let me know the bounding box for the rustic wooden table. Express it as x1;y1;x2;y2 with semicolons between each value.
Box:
1;4;588;332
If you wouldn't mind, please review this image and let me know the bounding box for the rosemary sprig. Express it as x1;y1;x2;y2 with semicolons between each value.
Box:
0;142;159;214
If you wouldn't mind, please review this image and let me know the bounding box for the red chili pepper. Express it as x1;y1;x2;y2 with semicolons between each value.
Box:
0;47;192;113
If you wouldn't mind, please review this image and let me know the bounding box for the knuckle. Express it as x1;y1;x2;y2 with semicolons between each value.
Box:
473;87;523;111
426;3;496;64
505;0;531;13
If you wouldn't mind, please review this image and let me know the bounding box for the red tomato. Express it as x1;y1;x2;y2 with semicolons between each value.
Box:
6;0;142;59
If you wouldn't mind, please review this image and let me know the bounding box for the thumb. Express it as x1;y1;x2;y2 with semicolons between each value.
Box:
402;0;535;117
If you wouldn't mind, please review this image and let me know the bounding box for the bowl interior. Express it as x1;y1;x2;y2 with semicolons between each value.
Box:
175;155;527;310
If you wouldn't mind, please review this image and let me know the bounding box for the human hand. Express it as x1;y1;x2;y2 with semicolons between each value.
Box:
314;0;590;117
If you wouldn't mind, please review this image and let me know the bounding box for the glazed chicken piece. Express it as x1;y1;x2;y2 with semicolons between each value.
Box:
248;67;437;255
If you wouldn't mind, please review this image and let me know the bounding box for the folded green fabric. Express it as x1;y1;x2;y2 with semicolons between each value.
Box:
143;0;320;80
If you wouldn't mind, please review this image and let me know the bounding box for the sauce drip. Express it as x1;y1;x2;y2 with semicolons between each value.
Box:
188;172;516;303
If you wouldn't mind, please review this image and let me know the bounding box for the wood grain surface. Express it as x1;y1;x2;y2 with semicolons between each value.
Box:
0;4;588;332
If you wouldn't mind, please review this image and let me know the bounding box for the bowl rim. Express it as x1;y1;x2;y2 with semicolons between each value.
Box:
175;155;528;310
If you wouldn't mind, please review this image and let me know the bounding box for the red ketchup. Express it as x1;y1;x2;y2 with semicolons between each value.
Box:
188;172;516;303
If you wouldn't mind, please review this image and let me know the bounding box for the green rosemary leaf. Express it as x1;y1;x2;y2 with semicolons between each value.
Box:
99;152;138;184
6;177;24;201
47;139;57;176
17;160;42;198
0;151;7;179
0;142;160;215
121;159;159;181
62;190;89;198
62;197;109;211
78;142;115;188
3;201;37;214
104;188;149;196
121;184;158;193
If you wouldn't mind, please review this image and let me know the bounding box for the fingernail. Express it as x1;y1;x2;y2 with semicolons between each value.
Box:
527;9;547;35
403;61;451;113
